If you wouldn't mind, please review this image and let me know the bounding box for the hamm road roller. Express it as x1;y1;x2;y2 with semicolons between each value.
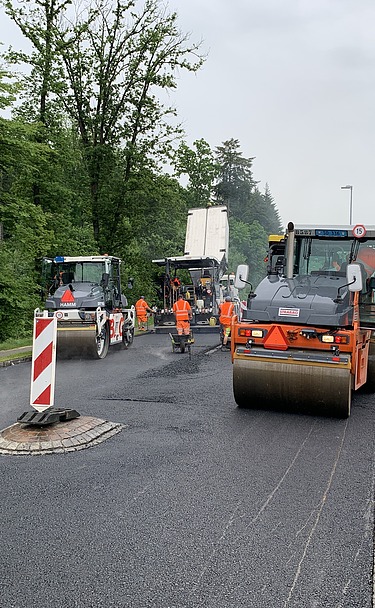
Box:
231;222;375;417
41;256;135;359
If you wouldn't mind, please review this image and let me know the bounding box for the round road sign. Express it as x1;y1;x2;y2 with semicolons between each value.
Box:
352;224;366;238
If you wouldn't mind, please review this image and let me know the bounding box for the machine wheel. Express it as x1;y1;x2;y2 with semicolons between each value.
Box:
365;339;375;390
95;322;110;359
180;338;186;353
122;327;134;349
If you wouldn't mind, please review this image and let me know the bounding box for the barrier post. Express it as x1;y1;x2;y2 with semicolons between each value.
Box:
30;309;57;412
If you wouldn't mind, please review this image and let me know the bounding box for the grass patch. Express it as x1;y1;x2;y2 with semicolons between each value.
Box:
0;337;32;351
0;350;32;363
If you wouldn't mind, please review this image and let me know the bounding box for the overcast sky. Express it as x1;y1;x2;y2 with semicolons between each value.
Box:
166;0;375;228
1;0;374;229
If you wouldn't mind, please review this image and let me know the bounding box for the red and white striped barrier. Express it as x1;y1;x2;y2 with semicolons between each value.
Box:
30;310;57;412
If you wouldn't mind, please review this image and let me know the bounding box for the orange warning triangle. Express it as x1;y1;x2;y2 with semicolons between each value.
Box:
263;325;288;350
60;288;75;303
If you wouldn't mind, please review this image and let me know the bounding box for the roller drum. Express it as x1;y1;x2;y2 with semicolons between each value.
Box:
57;324;105;359
233;357;351;418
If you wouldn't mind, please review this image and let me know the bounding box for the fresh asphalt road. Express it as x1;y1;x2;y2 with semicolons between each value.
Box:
0;331;374;608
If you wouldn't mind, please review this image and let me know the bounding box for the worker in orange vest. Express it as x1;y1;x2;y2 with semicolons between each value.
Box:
172;294;193;336
135;296;153;330
219;296;235;349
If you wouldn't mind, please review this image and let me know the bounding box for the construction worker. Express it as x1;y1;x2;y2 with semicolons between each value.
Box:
328;255;342;271
331;257;341;271
135;296;153;331
172;294;193;336
170;276;181;291
219;295;235;349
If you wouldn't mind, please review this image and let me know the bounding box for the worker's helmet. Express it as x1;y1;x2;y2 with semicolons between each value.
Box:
225;296;232;302
140;295;145;299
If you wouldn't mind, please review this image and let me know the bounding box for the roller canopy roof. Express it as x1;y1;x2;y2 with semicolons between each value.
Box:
50;256;121;263
291;225;375;238
152;256;221;269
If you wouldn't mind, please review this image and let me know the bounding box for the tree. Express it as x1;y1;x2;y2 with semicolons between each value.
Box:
2;0;76;207
113;170;188;302
262;182;283;233
0;67;97;341
173;139;218;207
56;0;204;247
228;218;269;288
0;2;206;340
2;0;71;127
240;185;282;235
2;0;204;249
214;138;256;215
0;68;49;339
0;66;18;111
213;138;283;284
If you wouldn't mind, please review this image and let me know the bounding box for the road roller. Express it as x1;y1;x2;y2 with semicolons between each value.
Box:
42;256;135;359
231;222;375;417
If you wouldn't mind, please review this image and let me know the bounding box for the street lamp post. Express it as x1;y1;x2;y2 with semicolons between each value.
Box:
341;185;353;225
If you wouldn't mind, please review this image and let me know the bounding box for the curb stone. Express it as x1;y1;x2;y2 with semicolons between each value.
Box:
0;416;125;456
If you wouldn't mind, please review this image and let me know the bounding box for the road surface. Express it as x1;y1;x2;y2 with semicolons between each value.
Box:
0;332;374;607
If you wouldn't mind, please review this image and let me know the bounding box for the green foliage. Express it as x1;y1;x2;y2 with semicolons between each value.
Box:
0;5;285;341
0;68;19;110
171;137;283;287
0;241;41;341
53;0;203;244
214;138;256;214
0;66;98;339
2;0;205;247
173;139;218;207
0;336;32;351
213;139;283;286
113;171;189;303
228;218;269;287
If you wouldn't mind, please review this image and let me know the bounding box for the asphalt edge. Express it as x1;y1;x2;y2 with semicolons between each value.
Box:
0;355;32;368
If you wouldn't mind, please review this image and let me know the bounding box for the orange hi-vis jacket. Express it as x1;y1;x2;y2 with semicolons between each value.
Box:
172;299;192;321
135;299;150;319
219;301;235;326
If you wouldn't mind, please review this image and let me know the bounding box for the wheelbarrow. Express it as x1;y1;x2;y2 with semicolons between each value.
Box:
169;333;194;356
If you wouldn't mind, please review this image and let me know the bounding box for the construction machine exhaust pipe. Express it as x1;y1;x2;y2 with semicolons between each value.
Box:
286;222;295;279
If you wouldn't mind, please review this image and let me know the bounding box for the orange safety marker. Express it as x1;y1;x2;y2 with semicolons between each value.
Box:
30;310;57;412
263;325;288;350
60;289;75;304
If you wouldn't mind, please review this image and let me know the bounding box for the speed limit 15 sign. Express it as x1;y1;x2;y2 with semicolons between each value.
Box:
352;224;366;238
